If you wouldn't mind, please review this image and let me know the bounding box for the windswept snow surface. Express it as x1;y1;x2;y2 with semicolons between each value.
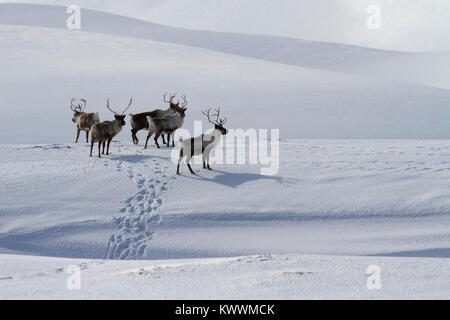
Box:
1;253;449;299
1;141;449;261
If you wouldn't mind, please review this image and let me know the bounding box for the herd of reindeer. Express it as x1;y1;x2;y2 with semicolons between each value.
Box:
70;93;228;174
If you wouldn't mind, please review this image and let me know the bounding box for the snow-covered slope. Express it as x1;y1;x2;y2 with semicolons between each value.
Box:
1;253;449;299
3;0;450;52
1;3;450;89
1;22;450;143
1;3;449;144
1;141;449;260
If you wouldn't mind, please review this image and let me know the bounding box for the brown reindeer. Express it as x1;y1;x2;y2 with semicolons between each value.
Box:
90;97;132;158
71;98;99;143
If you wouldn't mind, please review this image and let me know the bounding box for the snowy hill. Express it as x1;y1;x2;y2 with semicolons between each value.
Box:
3;0;450;52
1;3;450;89
0;3;450;144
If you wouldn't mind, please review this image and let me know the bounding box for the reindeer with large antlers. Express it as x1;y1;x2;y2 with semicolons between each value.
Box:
90;97;132;158
128;92;186;145
176;108;228;175
145;95;187;149
70;98;99;143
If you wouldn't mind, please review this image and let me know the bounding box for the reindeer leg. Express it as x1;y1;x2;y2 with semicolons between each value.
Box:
186;155;195;174
167;132;171;147
176;148;184;175
206;149;212;170
131;129;138;145
161;135;166;145
144;134;150;149
86;131;89;143
75;128;80;143
90;139;94;157
144;130;153;149
187;163;195;175
102;142;106;154
98;141;102;158
172;133;175;147
154;132;161;149
106;139;111;155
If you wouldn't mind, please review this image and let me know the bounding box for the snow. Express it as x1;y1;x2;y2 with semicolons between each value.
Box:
0;1;449;299
1;253;449;299
1;141;449;261
1;20;450;144
1;3;450;90
3;0;450;52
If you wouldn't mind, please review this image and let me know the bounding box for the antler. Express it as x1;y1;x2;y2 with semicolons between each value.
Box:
70;98;79;112
179;95;188;108
78;99;87;112
106;98;118;115
121;97;133;115
202;107;227;126
163;92;177;104
106;97;133;115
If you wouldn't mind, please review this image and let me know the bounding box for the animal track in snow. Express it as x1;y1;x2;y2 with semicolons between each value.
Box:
106;147;169;260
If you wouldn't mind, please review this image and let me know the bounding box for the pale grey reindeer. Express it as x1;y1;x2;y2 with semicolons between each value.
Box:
177;108;228;175
144;95;188;149
70;98;99;143
90;97;132;158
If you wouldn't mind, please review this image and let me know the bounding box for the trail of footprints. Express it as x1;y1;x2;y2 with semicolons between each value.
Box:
106;154;169;260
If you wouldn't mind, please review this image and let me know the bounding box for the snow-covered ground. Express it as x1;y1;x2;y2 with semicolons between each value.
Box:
0;140;449;298
0;1;449;299
1;141;449;261
1;253;449;299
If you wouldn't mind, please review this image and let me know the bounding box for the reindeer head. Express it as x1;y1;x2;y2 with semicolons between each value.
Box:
163;92;179;110
164;92;189;112
106;97;133;126
70;98;87;122
202;108;228;135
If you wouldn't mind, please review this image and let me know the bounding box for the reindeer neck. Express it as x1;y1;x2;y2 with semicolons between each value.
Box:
204;128;222;143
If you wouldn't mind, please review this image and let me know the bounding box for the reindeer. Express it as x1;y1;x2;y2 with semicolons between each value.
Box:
70;98;99;143
128;93;185;145
145;100;187;149
177;108;228;175
90;97;132;158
